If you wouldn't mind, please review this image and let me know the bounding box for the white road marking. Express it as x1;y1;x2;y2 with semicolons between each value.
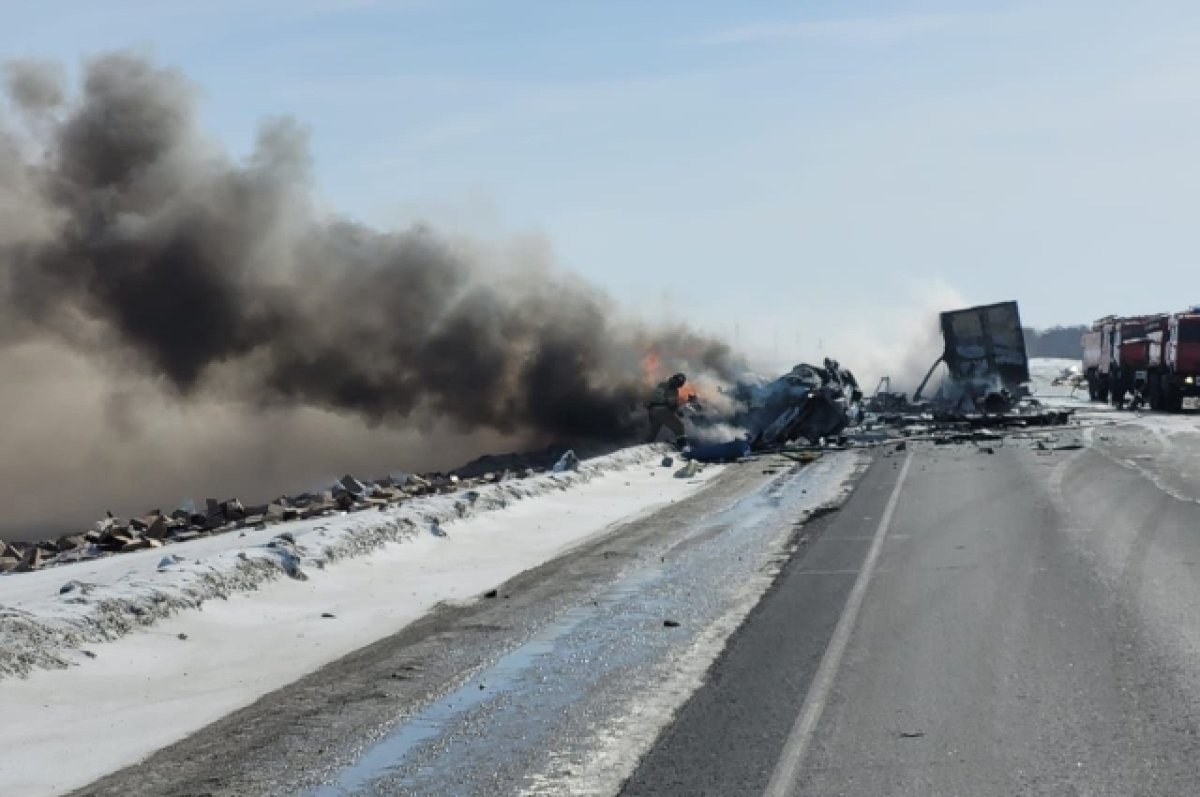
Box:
763;452;914;797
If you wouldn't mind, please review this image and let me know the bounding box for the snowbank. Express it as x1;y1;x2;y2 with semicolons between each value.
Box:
0;446;687;680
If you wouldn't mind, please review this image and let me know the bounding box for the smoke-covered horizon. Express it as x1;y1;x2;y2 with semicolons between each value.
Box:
0;52;743;540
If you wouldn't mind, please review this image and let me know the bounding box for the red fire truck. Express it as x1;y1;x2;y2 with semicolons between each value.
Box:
1081;318;1110;401
1146;309;1200;411
1084;309;1200;411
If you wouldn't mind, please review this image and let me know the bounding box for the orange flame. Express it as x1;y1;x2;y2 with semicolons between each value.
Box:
641;351;661;386
641;350;709;406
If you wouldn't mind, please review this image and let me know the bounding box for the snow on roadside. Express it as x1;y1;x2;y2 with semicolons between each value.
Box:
0;444;723;797
0;445;704;681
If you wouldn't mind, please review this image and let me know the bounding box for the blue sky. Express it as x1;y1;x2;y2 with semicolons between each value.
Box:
4;0;1200;366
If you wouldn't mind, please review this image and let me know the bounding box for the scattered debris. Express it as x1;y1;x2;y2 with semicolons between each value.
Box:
1051;365;1086;393
0;540;19;573
674;460;700;479
867;376;910;414
685;439;751;463
1;445;599;575
777;450;824;464
552;450;581;473
15;546;43;573
339;474;369;496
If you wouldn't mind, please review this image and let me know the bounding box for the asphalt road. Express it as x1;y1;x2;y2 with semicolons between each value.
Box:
623;430;1200;796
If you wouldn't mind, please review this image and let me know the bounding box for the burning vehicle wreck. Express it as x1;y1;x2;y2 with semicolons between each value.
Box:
730;358;863;449
899;300;1072;426
677;359;865;462
688;300;1073;461
916;300;1031;415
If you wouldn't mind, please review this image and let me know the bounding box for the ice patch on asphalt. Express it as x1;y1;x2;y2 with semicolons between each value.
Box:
303;450;865;796
526;452;865;797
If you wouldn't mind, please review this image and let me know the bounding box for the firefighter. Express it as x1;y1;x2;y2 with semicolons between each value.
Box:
646;372;689;449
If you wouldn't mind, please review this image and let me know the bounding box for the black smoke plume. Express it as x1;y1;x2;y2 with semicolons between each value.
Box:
0;53;741;537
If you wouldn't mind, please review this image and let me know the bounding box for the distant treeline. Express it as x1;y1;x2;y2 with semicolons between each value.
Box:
1023;325;1086;359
